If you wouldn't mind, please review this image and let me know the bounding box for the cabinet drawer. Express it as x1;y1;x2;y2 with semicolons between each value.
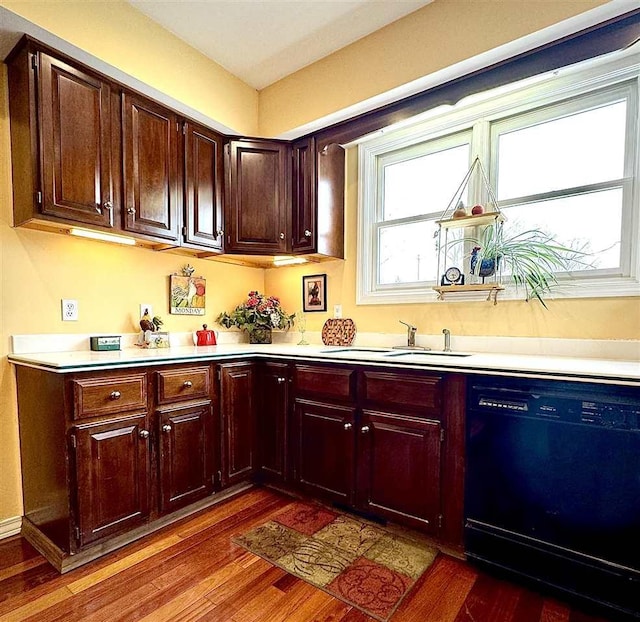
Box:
293;365;355;402
359;371;442;416
156;366;211;404
72;373;147;420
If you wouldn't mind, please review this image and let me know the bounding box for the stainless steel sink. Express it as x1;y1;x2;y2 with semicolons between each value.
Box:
319;347;393;354
385;350;472;358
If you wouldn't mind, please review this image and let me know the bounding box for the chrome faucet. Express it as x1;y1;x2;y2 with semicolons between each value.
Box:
395;321;429;350
442;328;451;352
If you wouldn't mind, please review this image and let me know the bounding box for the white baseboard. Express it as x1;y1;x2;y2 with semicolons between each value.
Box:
0;516;22;539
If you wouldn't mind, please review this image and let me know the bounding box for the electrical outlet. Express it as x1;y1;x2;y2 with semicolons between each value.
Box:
61;299;78;321
140;304;153;318
334;305;342;319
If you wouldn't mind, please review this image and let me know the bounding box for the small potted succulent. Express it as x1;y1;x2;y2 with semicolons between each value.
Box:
216;291;295;344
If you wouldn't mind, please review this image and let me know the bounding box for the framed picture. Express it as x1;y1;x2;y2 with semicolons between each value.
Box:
170;274;206;315
302;274;327;312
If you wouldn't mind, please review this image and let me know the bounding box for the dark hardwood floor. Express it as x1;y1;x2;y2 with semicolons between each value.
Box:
0;488;614;622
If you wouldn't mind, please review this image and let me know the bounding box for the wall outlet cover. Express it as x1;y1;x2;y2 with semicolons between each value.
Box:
334;305;342;319
61;299;78;321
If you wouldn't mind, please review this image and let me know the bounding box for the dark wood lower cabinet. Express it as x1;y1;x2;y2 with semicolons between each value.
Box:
158;403;214;514
220;362;256;487
257;363;289;483
293;398;356;505
73;413;150;547
358;409;442;532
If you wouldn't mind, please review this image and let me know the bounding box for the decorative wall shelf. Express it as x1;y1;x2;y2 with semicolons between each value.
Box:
433;284;504;305
434;157;505;303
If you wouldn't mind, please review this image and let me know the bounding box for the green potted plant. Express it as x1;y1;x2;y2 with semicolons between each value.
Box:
464;225;590;307
216;291;295;344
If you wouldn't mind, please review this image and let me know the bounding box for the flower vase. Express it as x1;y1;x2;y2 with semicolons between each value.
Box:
248;327;272;344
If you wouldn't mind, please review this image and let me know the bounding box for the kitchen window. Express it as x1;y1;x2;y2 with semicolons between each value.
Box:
357;48;640;304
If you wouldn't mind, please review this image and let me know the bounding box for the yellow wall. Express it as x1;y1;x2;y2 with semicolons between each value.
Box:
1;0;259;135
259;0;609;136
265;147;640;340
0;66;263;519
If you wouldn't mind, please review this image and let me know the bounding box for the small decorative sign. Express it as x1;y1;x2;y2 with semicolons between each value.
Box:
170;265;206;316
302;274;327;312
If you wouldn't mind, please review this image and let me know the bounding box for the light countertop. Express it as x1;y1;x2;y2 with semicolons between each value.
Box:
8;343;640;386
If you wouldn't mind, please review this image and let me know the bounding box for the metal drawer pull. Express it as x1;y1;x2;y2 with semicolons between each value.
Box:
276;377;286;384
103;201;113;210
162;424;172;433
127;207;136;215
183;380;193;388
139;429;150;439
279;232;285;239
109;391;121;400
304;230;312;237
361;425;370;434
344;423;352;430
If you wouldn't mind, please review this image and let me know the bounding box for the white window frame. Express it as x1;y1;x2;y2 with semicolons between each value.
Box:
357;47;640;305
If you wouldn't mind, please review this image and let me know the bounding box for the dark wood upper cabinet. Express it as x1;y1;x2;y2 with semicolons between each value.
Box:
225;139;290;254
183;122;225;251
122;93;180;241
38;53;114;227
291;137;316;254
316;142;345;259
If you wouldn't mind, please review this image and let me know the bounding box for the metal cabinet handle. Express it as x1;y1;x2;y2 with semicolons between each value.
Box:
139;429;150;439
361;425;370;434
103;201;113;210
276;377;286;384
162;424;172;433
110;391;121;400
304;230;312;237
183;380;193;388
216;229;224;237
344;423;352;430
279;232;285;240
127;207;136;215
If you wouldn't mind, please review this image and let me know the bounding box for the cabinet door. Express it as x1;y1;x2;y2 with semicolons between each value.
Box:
184;122;224;251
158;404;213;514
73;414;150;546
293;398;355;505
225;139;289;254
258;363;289;482
359;409;442;534
39;53;113;227
122;93;179;241
220;363;255;486
291;137;315;253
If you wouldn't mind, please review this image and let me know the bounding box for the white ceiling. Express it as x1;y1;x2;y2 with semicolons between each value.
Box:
126;0;432;90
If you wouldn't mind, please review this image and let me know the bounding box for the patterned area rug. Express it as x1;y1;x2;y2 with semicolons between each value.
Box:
233;501;438;621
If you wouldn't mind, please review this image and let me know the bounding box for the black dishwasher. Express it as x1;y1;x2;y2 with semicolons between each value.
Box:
465;376;640;618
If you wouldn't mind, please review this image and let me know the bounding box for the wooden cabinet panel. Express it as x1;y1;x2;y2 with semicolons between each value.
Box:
156;366;211;404
39;53;114;227
293;365;355;402
184;122;224;251
122;93;179;241
73;414;150;546
220;363;255;486
258;363;289;482
291;137;315;253
226;140;289;254
158;404;213;513
359;409;442;533
359;371;442;417
293;398;355;505
71;373;147;420
316;142;345;259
